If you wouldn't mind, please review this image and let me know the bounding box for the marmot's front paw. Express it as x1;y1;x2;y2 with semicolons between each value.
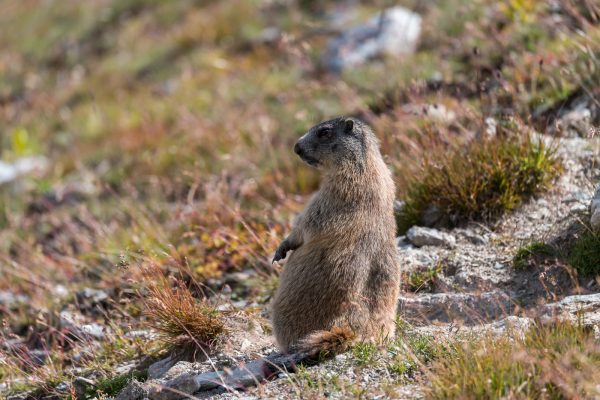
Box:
272;244;289;264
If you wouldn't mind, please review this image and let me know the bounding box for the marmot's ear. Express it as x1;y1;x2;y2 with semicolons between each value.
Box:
343;119;354;134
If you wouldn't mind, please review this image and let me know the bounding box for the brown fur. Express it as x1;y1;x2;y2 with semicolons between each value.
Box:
271;117;400;353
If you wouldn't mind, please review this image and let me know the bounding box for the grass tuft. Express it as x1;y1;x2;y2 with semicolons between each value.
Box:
84;371;148;398
396;134;561;233
352;342;379;366
143;276;227;358
568;229;600;277
513;241;556;269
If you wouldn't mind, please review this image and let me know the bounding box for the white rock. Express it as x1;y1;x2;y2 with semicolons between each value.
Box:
54;284;69;298
484;117;497;137
325;6;421;72
79;323;105;339
402;103;456;124
570;203;588;214
493;262;505;270
0;156;48;184
406;226;455;248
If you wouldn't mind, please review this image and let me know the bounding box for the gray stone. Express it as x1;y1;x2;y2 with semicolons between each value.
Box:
115;379;147;400
393;200;406;214
325;6;421;72
484;316;533;336
148;355;177;380
73;377;95;400
569;203;588;214
79;323;105;339
59;310;107;341
399;291;513;324
591;183;600;231
541;293;600;326
0;291;29;308
78;287;109;303
458;229;488;245
402;103;456;124
55;382;70;392
559;107;592;137
28;349;49;366
406;226;455;248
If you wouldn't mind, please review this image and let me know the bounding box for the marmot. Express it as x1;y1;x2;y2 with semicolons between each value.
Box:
271;116;400;355
144;118;401;397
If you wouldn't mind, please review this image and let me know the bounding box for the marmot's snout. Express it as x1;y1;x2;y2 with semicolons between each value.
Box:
294;139;319;167
293;141;303;157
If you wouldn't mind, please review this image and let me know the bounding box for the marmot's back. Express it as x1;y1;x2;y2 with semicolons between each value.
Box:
271;117;400;352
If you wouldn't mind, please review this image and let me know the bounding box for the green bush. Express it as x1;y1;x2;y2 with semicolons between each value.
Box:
397;134;561;233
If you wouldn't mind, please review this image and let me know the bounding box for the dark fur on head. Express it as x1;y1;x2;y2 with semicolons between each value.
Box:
294;117;375;173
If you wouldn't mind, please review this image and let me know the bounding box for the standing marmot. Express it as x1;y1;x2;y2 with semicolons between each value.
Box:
271;117;400;355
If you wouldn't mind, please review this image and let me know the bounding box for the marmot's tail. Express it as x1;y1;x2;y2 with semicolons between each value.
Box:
144;328;356;398
294;327;356;361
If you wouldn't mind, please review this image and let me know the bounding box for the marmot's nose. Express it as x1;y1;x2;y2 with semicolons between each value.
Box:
294;142;303;156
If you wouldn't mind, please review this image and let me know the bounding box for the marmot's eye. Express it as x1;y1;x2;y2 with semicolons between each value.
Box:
317;128;331;138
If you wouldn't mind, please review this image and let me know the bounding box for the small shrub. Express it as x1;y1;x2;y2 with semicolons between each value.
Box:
513;241;556;269
568;230;600;277
397;134;561;233
425;321;600;399
143;277;227;357
405;264;442;292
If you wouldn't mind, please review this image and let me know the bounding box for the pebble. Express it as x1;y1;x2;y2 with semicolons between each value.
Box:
569;203;588;214
406;226;456;248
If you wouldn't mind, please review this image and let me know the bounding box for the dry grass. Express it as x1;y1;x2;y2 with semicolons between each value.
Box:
143;271;227;358
425;321;600;399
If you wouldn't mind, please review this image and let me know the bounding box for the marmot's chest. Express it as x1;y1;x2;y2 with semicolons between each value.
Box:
302;201;367;241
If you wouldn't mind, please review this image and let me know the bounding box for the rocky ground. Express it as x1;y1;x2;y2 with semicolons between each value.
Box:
112;134;600;400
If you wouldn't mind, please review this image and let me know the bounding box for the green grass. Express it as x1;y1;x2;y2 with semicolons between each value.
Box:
387;331;440;380
351;342;379;366
84;371;148;399
513;241;557;269
568;229;600;277
397;133;561;233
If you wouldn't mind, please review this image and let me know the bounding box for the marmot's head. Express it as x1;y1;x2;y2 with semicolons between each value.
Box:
294;117;374;171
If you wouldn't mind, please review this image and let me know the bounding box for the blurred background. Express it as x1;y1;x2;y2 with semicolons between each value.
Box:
0;0;599;398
